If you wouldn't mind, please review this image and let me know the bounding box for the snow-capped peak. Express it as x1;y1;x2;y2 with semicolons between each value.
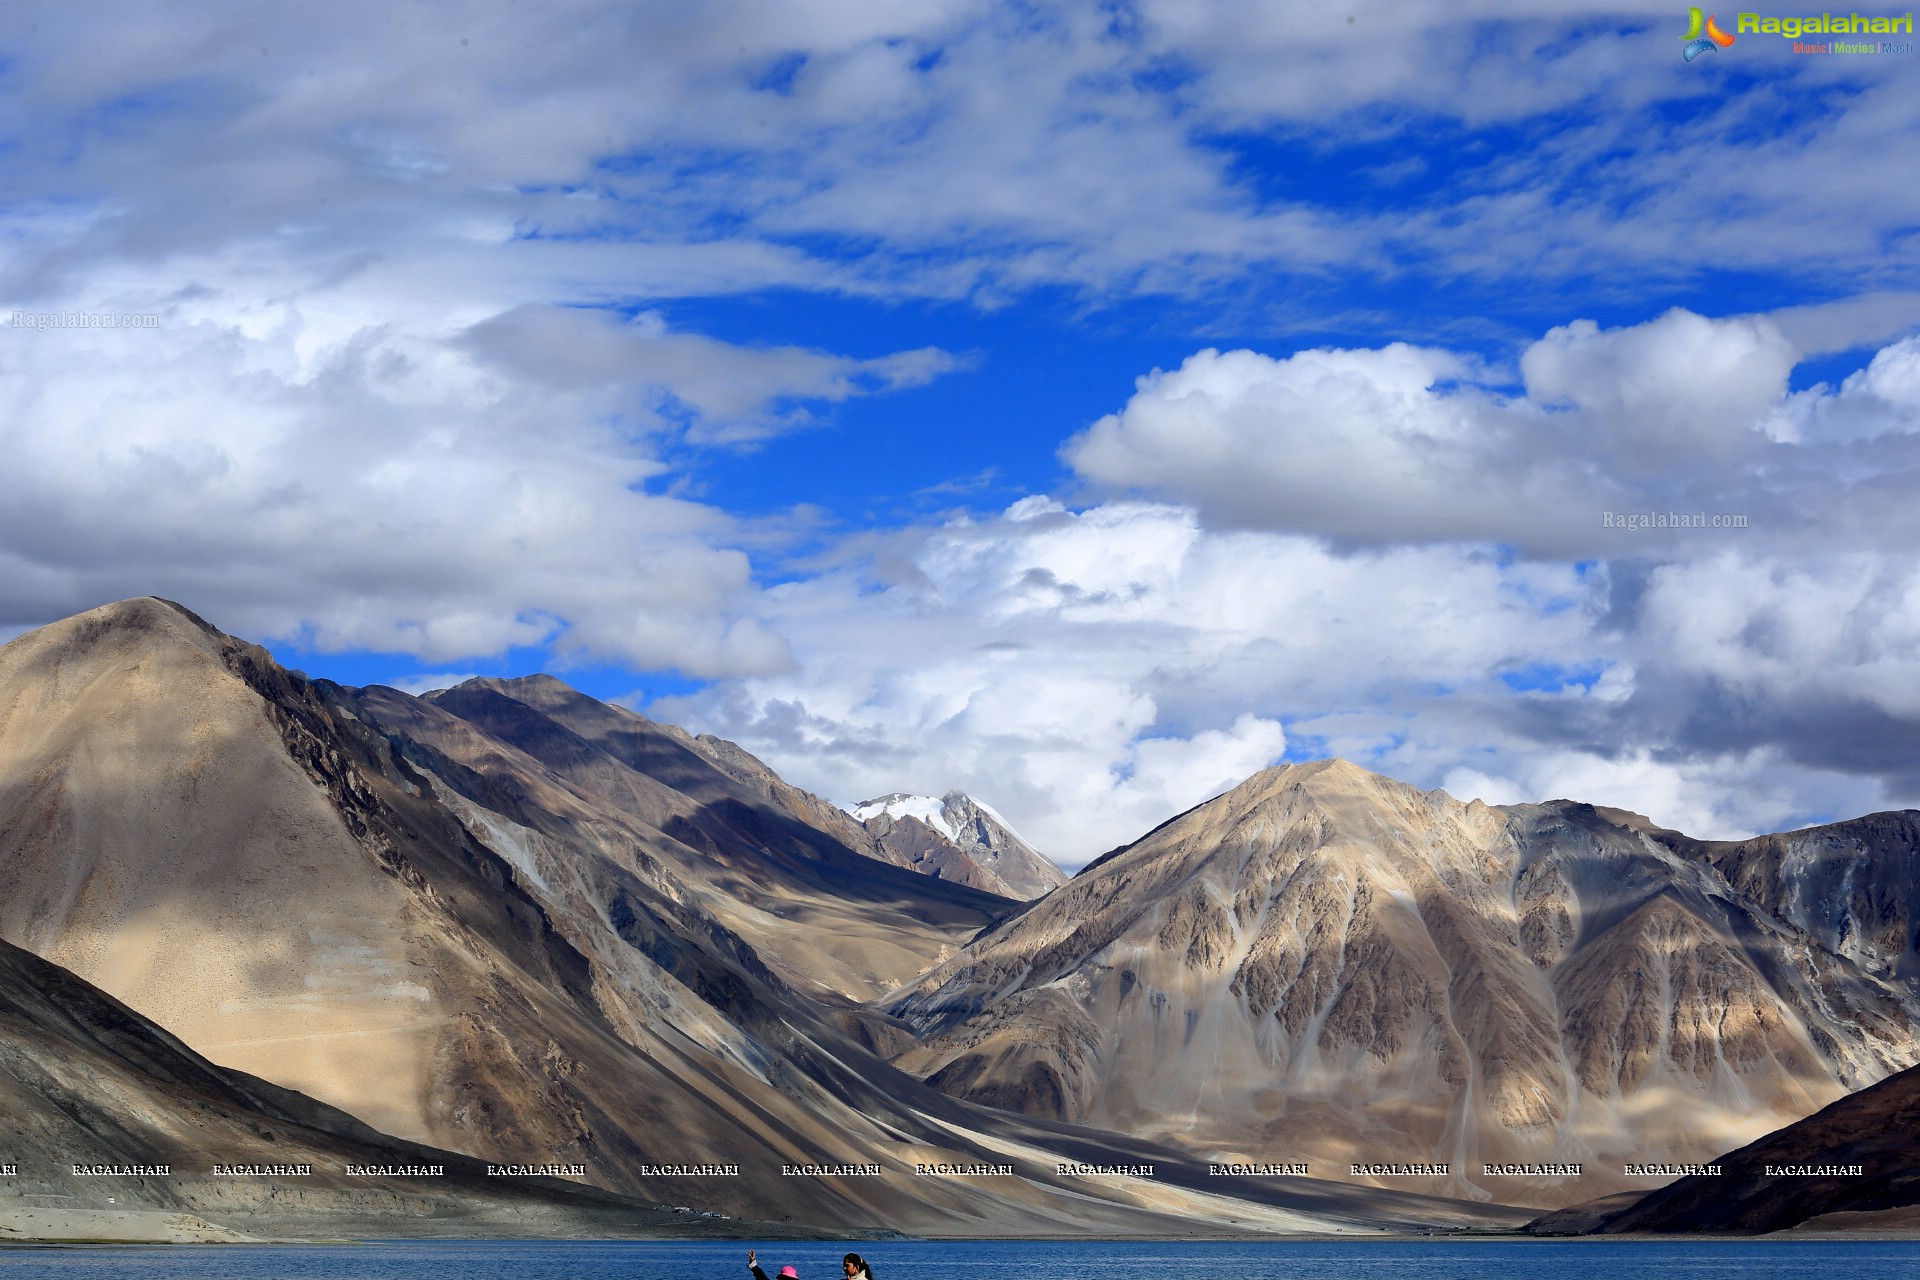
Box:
847;792;958;841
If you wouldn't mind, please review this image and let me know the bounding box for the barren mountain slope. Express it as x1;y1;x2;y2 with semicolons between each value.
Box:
0;597;529;1148
888;760;1920;1208
397;675;1014;1005
0;934;701;1237
1653;812;1920;985
342;676;1544;1235
0;600;1102;1230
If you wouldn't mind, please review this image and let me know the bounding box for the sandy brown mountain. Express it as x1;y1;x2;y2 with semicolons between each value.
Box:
0;599;1521;1236
0;598;917;1227
888;760;1920;1209
0;932;725;1238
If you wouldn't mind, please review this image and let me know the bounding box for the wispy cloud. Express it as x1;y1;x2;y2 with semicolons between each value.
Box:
6;4;1914;312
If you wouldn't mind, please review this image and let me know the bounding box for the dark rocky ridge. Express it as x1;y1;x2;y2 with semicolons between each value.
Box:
856;809;1019;897
1565;1062;1920;1233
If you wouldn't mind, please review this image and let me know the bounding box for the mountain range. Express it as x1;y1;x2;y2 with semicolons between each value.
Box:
887;759;1920;1208
0;598;1913;1235
0;598;1524;1237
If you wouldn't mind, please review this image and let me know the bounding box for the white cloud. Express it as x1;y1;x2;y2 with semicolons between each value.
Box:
1636;552;1920;720
1787;335;1920;443
661;499;1602;864
1442;748;1882;843
1126;712;1290;815
1063;309;1920;559
1;4;1916;869
1520;311;1798;464
667;317;1920;865
0;276;942;675
1064;342;1523;544
460;306;959;443
2;2;1914;309
1763;292;1920;359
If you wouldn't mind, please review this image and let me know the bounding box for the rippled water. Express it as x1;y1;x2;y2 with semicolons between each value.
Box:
0;1238;1914;1280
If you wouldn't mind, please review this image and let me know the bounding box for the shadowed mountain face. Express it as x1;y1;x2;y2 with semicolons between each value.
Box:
0;933;712;1237
851;792;1067;901
1564;1062;1920;1234
1656;814;1920;986
0;600;1532;1237
398;674;1016;1008
887;761;1920;1209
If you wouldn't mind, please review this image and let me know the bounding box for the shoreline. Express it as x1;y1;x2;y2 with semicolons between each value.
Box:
8;1228;1920;1247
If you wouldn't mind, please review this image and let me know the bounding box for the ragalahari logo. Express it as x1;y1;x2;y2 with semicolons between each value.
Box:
1682;7;1738;58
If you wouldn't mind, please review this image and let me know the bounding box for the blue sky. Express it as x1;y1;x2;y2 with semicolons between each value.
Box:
3;2;1919;863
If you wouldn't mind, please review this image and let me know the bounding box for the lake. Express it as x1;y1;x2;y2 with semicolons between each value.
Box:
0;1238;1915;1280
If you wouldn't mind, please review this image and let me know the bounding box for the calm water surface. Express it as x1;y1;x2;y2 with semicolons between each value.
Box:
0;1239;1914;1280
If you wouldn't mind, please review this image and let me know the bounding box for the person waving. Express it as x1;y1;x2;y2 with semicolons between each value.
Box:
749;1249;800;1280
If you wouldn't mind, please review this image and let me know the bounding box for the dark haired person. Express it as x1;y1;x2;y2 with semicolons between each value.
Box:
843;1253;873;1280
749;1250;800;1280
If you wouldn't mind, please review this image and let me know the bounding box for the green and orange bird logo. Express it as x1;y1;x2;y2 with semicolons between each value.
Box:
1682;7;1737;59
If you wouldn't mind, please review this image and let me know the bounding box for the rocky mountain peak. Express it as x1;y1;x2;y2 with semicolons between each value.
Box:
2;595;225;668
849;790;1065;899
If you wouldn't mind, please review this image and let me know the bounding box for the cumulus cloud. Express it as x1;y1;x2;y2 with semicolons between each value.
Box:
1412;541;1920;835
1064;342;1525;544
1064;309;1920;558
461;306;959;443
1788;336;1920;443
0;275;942;675
1440;747;1888;844
667;316;1920;864
1520;311;1798;465
661;499;1602;863
666;489;1920;861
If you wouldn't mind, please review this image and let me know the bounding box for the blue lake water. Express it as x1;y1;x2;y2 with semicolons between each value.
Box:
0;1238;1915;1280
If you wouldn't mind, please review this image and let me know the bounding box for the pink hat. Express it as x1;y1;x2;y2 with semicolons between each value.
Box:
779;1269;799;1278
